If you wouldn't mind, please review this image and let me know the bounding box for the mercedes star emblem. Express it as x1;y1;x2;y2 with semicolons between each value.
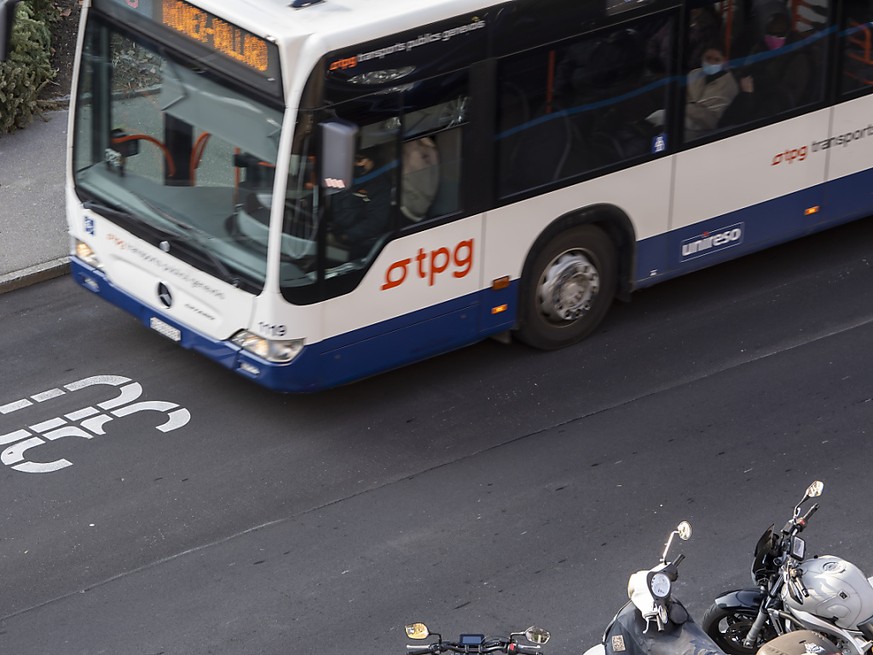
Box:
157;282;173;308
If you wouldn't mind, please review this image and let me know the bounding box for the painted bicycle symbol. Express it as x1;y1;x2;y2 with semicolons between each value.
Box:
0;375;191;473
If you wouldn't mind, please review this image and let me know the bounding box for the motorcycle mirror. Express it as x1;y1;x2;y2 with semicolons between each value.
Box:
677;521;692;541
405;623;430;640
525;626;551;645
806;481;824;499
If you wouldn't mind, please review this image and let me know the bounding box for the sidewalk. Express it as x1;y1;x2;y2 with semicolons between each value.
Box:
0;110;71;294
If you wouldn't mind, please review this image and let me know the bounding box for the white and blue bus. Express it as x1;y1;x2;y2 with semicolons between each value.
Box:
3;0;871;391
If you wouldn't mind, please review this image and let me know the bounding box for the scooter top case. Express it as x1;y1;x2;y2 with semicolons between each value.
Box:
756;631;841;655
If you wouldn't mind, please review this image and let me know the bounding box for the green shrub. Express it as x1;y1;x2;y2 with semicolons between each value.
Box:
0;2;55;134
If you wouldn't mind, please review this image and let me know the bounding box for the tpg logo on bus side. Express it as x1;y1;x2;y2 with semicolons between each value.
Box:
382;239;474;291
680;223;744;261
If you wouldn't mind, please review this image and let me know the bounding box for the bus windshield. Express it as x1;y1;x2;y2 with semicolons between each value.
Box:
72;17;284;291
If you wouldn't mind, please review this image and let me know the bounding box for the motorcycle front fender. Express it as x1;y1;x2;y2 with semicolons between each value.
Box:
713;588;766;612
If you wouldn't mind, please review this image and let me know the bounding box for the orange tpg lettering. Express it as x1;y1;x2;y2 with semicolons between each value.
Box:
382;239;474;290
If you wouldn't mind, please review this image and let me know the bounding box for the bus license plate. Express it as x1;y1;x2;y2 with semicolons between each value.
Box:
149;316;181;342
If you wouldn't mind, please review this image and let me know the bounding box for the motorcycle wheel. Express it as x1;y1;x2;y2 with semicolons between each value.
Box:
701;604;777;655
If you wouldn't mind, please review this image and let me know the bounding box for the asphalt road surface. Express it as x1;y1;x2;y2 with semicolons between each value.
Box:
1;219;872;654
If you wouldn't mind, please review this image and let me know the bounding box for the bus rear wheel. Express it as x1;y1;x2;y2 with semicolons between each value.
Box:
517;224;616;350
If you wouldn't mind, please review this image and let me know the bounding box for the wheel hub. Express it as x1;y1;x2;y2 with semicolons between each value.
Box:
538;251;600;323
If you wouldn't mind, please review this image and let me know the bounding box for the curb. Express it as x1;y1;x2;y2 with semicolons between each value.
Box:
0;257;70;295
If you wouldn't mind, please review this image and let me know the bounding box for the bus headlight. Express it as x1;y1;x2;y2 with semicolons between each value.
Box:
75;240;101;267
231;330;304;363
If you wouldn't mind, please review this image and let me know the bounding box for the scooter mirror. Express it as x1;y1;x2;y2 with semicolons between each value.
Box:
405;623;430;640
525;626;551;645
661;521;692;562
677;521;692;541
806;481;824;498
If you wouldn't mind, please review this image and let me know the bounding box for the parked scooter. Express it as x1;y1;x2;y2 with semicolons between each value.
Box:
582;521;725;655
403;622;550;655
701;481;873;655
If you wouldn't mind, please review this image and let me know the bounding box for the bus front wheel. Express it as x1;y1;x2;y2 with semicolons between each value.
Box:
517;224;616;350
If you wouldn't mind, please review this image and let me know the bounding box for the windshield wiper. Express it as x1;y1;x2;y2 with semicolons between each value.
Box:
137;197;240;288
85;198;241;288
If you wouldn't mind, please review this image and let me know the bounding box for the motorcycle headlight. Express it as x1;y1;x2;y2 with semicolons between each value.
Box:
649;572;672;599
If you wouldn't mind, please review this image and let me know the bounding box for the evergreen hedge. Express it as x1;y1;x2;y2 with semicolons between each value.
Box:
0;1;56;134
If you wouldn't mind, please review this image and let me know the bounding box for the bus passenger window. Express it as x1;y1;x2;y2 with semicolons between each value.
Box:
717;0;828;129
398;75;469;222
497;13;673;196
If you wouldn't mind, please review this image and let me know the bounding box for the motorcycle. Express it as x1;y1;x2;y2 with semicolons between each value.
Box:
403;622;550;655
582;521;726;655
701;481;873;655
583;521;843;655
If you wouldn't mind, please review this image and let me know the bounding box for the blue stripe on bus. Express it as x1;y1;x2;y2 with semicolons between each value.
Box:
635;166;873;288
69;258;514;392
70;165;873;392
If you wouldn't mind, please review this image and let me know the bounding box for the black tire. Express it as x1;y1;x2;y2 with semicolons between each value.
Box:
701;604;777;655
516;224;616;350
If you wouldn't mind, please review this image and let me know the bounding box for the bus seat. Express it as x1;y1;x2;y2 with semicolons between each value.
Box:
502;107;573;193
400;137;440;222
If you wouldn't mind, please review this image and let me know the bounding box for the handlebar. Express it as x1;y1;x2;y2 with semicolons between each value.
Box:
799;503;819;527
783;502;819;535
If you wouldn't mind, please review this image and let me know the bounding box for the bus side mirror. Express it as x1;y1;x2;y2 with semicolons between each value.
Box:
0;0;22;62
318;120;358;194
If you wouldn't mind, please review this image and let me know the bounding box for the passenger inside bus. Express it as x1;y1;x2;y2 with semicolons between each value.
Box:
719;0;816;125
683;43;739;139
646;41;738;140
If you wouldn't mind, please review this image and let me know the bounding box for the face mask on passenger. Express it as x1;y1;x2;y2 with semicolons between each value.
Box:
765;34;787;50
702;61;724;75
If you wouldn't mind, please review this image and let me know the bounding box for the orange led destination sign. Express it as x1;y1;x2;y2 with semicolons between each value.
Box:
161;0;268;73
